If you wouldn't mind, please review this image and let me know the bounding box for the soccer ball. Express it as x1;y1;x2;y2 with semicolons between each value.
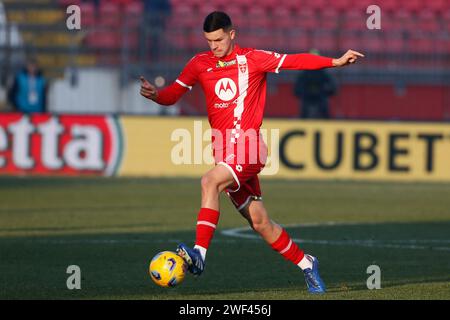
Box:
149;251;187;287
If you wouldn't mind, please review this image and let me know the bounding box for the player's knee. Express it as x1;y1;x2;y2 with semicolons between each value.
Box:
201;174;219;193
252;220;270;235
250;215;271;235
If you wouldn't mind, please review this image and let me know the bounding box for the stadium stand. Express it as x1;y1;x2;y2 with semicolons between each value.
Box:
165;0;450;59
1;0;97;79
0;0;448;119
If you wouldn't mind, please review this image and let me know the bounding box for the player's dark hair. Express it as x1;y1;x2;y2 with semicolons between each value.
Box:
203;11;232;32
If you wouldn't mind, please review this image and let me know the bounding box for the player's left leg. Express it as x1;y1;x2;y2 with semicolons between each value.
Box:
238;197;326;294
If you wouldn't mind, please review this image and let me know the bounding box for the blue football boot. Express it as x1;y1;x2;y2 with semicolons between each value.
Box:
176;243;205;276
303;254;326;294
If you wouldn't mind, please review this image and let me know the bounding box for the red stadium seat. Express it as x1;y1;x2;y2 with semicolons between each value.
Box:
79;2;96;28
271;30;288;51
226;6;247;29
384;35;406;54
338;34;359;52
443;9;450;22
417;10;440;33
306;0;327;12
125;0;144;14
333;0;352;12
318;8;339;30
285;32;311;52
199;3;222;18
359;32;384;54
377;0;398;13
310;32;337;53
164;28;191;50
208;0;230;10
86;30;121;50
171;5;198;29
342;9;366;31
246;7;270;29
98;2;121;28
428;0;446;13
109;0;135;5
271;7;295;31
189;28;207;51
232;0;253;11
239;30;273;49
393;10;414;33
280;0;302;11
351;0;375;11
172;4;195;16
408;35;434;55
57;0;81;7
123;1;144;28
293;8;317;32
259;0;279;10
179;0;203;8
382;12;401;32
403;0;421;13
435;37;450;54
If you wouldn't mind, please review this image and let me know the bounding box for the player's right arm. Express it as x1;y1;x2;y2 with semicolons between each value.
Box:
140;56;200;106
140;76;188;105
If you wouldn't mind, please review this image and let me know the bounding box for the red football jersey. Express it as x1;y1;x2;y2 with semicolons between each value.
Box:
156;44;333;154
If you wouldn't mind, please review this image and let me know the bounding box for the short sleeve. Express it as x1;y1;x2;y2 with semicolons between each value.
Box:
250;50;287;73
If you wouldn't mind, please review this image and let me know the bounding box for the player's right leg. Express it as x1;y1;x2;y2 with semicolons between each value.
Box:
236;191;326;294
177;164;235;276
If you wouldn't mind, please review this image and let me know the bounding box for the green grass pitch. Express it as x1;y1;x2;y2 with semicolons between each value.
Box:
0;177;449;300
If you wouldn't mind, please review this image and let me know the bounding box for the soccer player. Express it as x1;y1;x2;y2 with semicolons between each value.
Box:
140;11;364;294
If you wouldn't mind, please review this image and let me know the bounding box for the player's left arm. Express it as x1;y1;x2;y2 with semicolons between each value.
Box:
281;50;364;70
331;49;365;67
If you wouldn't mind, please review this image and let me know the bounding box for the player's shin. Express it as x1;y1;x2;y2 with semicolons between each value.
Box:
194;207;220;261
270;228;311;269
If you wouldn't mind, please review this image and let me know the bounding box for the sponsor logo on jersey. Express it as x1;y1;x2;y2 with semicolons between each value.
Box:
215;78;237;101
214;102;230;109
216;59;237;68
214;98;238;109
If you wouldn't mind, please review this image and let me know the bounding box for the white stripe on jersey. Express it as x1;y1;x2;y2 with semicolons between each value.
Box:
176;79;193;90
232;54;249;144
275;54;287;73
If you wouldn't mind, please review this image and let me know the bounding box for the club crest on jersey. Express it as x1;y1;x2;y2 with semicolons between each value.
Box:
215;78;237;101
238;61;247;73
216;60;236;68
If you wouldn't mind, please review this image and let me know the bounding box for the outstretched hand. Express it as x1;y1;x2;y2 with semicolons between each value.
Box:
332;50;365;67
140;76;158;100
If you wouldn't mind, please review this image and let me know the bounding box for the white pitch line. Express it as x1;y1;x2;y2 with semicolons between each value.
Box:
221;222;450;252
5;221;449;251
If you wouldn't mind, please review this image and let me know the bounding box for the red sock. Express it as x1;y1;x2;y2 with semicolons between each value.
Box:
195;208;220;249
270;228;304;265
